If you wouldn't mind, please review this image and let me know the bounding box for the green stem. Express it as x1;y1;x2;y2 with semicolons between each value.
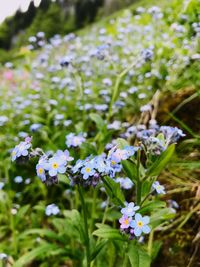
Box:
78;185;91;267
136;180;142;206
107;58;139;121
147;229;154;257
102;198;110;224
90;187;97;231
136;150;142;205
10;213;17;256
140;190;155;207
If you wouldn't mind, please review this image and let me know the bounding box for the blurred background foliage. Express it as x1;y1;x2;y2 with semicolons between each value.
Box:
0;0;138;63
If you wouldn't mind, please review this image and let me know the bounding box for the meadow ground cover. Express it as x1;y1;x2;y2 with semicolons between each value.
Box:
0;0;200;266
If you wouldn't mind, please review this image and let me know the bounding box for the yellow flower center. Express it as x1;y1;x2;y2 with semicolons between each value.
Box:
111;160;116;166
74;137;79;145
52;163;59;169
124;219;129;225
137;221;143;228
38;168;43;174
12;151;16;155
85;167;91;173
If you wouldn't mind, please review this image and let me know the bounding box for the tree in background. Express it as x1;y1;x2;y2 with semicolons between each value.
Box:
75;0;103;28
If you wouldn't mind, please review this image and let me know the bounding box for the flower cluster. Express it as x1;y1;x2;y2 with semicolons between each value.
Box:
160;126;185;145
71;145;138;186
143;136;165;155
11;137;32;162
141;48;154;62
72;155;107;186
119;202;150;238
107;146;138;177
133;125;185;155
36;150;73;185
65;133;86;148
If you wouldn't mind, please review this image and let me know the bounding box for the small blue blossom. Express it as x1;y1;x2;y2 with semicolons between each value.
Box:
11;137;32;161
36;156;48;182
72;159;85;173
65;133;86;147
121;202;140;217
55;150;74;163
0;253;7;259
0;116;8;126
141;48;154;61
130;213;150;237
124;146;138;157
14;176;23;183
108;147;127;163
93;155;107;173
45;204;60;216
108;146;137;163
168;200;179;209
25;178;31;184
46;156;67;177
0;182;5;189
119;215;132;229
143;136;165;155
152;181;166;194
105;159;122;178
160;126;185;144
116;177;134;190
81;163;96;180
30;123;42;132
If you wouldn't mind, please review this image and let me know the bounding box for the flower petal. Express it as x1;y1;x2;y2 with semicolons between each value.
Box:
130;220;136;228
142;225;151;234
134;227;142;237
49;169;57;177
143;216;150;224
135;213;142;222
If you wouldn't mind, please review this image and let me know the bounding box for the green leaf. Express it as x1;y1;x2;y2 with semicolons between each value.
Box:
116;138;129;149
122;160;138;183
157;133;165;144
103;176;125;206
128;243;151;267
13;243;58;267
150;208;176;228
141;180;152;198
15;204;30;225
151;241;162;261
93;224;125;241
57;174;70;184
146;144;175;177
18;229;64;243
90;113;106;130
63;209;85;242
80;142;97;158
90;240;108;261
139;200;166;213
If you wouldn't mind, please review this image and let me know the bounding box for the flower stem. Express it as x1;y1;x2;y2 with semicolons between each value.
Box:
78;185;91;267
136;149;142;205
147;229;154;257
90;187;97;231
107;58;139;122
136;180;142;206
